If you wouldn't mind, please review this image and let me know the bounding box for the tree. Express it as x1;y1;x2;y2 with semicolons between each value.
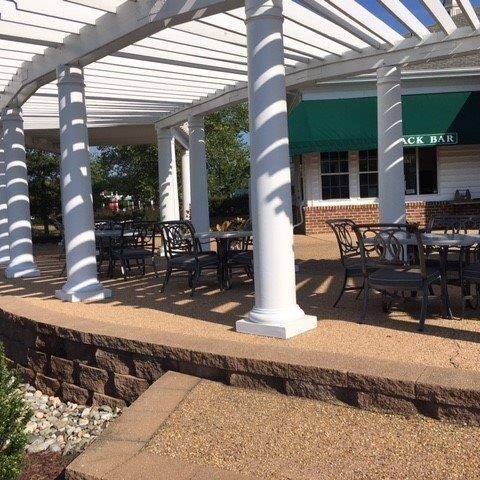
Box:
93;145;159;208
0;345;31;480
93;103;250;213
26;149;61;236
205;103;250;200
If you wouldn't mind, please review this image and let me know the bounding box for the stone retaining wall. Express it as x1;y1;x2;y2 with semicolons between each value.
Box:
2;308;480;424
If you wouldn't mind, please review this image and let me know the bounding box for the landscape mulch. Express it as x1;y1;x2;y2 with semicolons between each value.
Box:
20;452;77;480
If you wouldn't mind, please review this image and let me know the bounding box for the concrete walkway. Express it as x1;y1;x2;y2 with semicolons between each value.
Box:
67;372;480;480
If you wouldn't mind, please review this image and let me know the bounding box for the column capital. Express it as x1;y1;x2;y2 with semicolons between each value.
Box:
155;124;174;140
188;115;205;128
245;0;282;23
57;65;85;86
377;65;401;85
1;107;22;123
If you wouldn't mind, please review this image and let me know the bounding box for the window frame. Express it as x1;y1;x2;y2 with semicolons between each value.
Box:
404;147;438;196
319;151;350;200
358;149;379;198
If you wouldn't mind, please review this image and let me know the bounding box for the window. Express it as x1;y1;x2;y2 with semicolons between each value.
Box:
418;148;438;194
320;151;349;200
359;150;378;198
403;147;438;195
404;148;417;195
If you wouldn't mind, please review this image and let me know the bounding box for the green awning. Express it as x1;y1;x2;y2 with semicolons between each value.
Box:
288;91;480;156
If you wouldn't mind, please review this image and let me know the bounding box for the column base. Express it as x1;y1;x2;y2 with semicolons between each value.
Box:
55;286;112;303
5;263;40;278
236;315;317;339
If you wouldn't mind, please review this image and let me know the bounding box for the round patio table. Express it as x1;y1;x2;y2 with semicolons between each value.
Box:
194;230;253;290
375;232;480;318
420;233;480;318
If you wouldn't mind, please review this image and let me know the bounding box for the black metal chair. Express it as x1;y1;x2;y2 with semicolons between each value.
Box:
326;219;371;307
226;220;253;285
227;236;253;284
159;220;220;296
110;221;158;280
354;223;447;331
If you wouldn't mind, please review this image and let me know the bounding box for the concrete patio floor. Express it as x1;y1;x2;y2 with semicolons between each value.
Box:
2;233;480;373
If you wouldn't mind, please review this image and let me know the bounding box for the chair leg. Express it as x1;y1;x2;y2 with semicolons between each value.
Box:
333;271;348;308
440;274;450;320
121;259;127;281
152;256;159;278
419;285;429;332
360;281;369;324
355;280;364;300
161;266;172;293
190;268;201;297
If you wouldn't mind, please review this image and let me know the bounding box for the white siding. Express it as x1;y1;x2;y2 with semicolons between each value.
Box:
437;145;480;200
303;152;321;205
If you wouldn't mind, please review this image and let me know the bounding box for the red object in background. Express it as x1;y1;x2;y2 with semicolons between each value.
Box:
108;199;119;212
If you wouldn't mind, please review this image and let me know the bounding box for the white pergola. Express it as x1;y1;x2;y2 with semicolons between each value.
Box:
0;0;479;338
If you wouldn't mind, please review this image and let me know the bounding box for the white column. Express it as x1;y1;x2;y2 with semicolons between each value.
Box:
181;150;191;219
236;0;316;339
171;136;180;219
188;115;210;232
377;65;406;224
2;107;39;278
156;127;179;222
55;65;111;302
0;138;10;264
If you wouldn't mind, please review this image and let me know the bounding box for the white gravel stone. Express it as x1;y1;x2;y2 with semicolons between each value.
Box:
22;383;121;456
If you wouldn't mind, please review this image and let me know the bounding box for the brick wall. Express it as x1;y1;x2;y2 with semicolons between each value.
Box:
305;201;480;234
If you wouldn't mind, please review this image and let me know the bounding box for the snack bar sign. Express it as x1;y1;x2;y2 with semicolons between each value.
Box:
403;133;458;147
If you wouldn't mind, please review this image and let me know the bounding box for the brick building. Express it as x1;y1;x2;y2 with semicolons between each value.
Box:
289;7;480;234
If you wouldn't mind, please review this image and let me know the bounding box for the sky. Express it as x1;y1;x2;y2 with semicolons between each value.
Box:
351;0;480;34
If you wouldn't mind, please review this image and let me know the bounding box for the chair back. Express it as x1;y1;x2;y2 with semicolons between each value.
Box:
326;219;360;267
159;221;198;260
426;215;475;234
120;221;157;254
228;218;253;253
95;220;112;231
354;223;427;278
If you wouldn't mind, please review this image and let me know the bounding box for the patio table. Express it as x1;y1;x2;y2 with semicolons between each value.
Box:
194;230;253;290
417;233;480;317
95;229;136;277
94;229;134;238
367;232;480;318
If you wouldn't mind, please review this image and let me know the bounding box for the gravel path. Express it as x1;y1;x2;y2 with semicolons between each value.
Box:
148;380;480;480
23;384;121;456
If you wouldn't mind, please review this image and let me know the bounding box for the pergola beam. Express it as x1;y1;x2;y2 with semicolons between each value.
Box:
300;0;383;49
155;26;480;128
419;0;457;36
378;0;430;39
456;0;480;30
0;0;245;109
320;0;403;45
